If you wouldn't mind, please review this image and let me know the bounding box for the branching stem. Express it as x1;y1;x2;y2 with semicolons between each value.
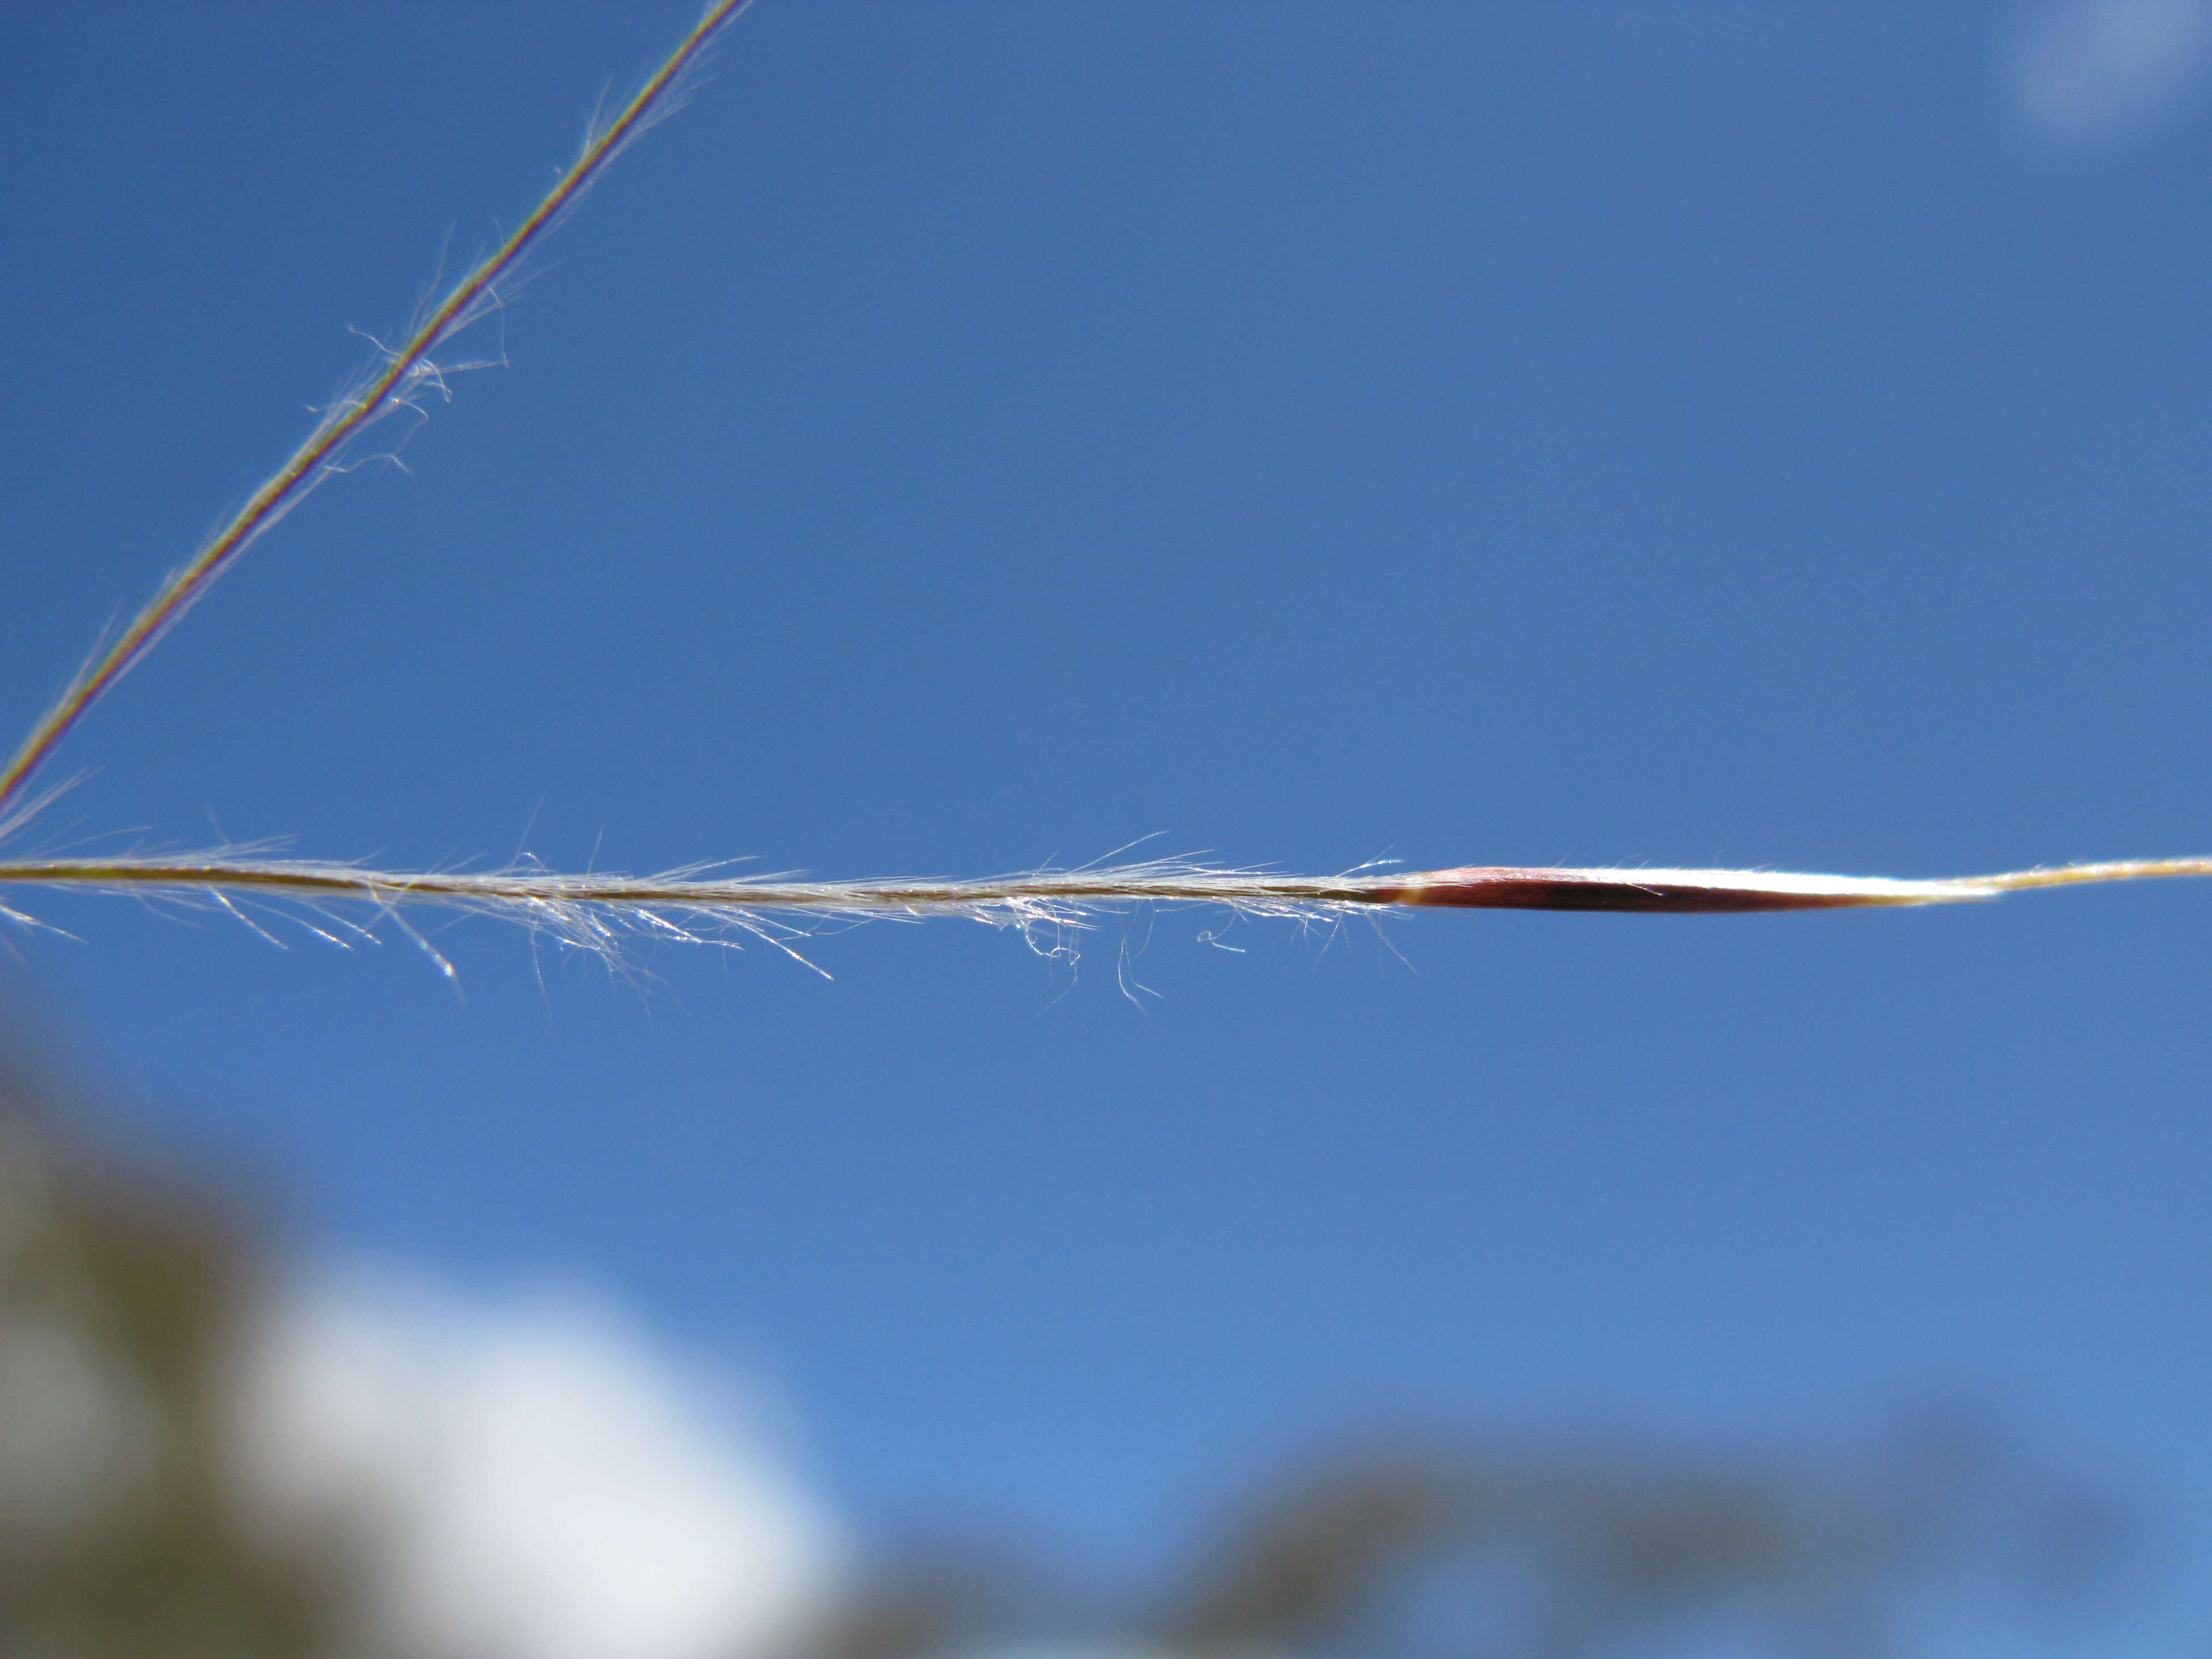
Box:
6;3;2207;978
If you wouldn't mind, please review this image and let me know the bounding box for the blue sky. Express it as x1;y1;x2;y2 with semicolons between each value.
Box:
5;0;2212;1643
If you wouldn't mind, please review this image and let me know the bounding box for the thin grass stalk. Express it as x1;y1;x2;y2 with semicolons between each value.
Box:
5;4;2209;979
3;851;2209;944
0;0;754;827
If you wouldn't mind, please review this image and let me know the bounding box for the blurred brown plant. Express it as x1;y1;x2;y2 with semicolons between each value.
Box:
0;1029;2142;1659
0;1050;331;1658
805;1425;2127;1659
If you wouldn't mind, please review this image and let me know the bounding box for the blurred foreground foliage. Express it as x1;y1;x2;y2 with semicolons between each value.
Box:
0;1054;327;1657
815;1420;2125;1659
0;1046;2131;1659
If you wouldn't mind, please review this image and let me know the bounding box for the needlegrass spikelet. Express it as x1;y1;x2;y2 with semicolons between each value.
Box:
2;2;2208;981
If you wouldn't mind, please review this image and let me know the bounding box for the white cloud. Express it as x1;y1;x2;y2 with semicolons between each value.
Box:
226;1270;842;1659
2006;0;2212;145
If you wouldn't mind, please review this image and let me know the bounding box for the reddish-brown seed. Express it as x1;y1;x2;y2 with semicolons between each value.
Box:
1377;868;1893;913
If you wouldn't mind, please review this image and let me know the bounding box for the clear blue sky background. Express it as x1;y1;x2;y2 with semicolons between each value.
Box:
5;1;2211;1644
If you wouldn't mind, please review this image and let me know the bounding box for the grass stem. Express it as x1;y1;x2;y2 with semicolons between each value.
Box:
0;0;753;827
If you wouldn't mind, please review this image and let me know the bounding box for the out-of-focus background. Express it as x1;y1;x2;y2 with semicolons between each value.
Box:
3;1;2210;1653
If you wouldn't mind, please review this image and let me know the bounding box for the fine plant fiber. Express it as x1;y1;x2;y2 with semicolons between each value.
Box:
0;0;753;824
1;4;2208;975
